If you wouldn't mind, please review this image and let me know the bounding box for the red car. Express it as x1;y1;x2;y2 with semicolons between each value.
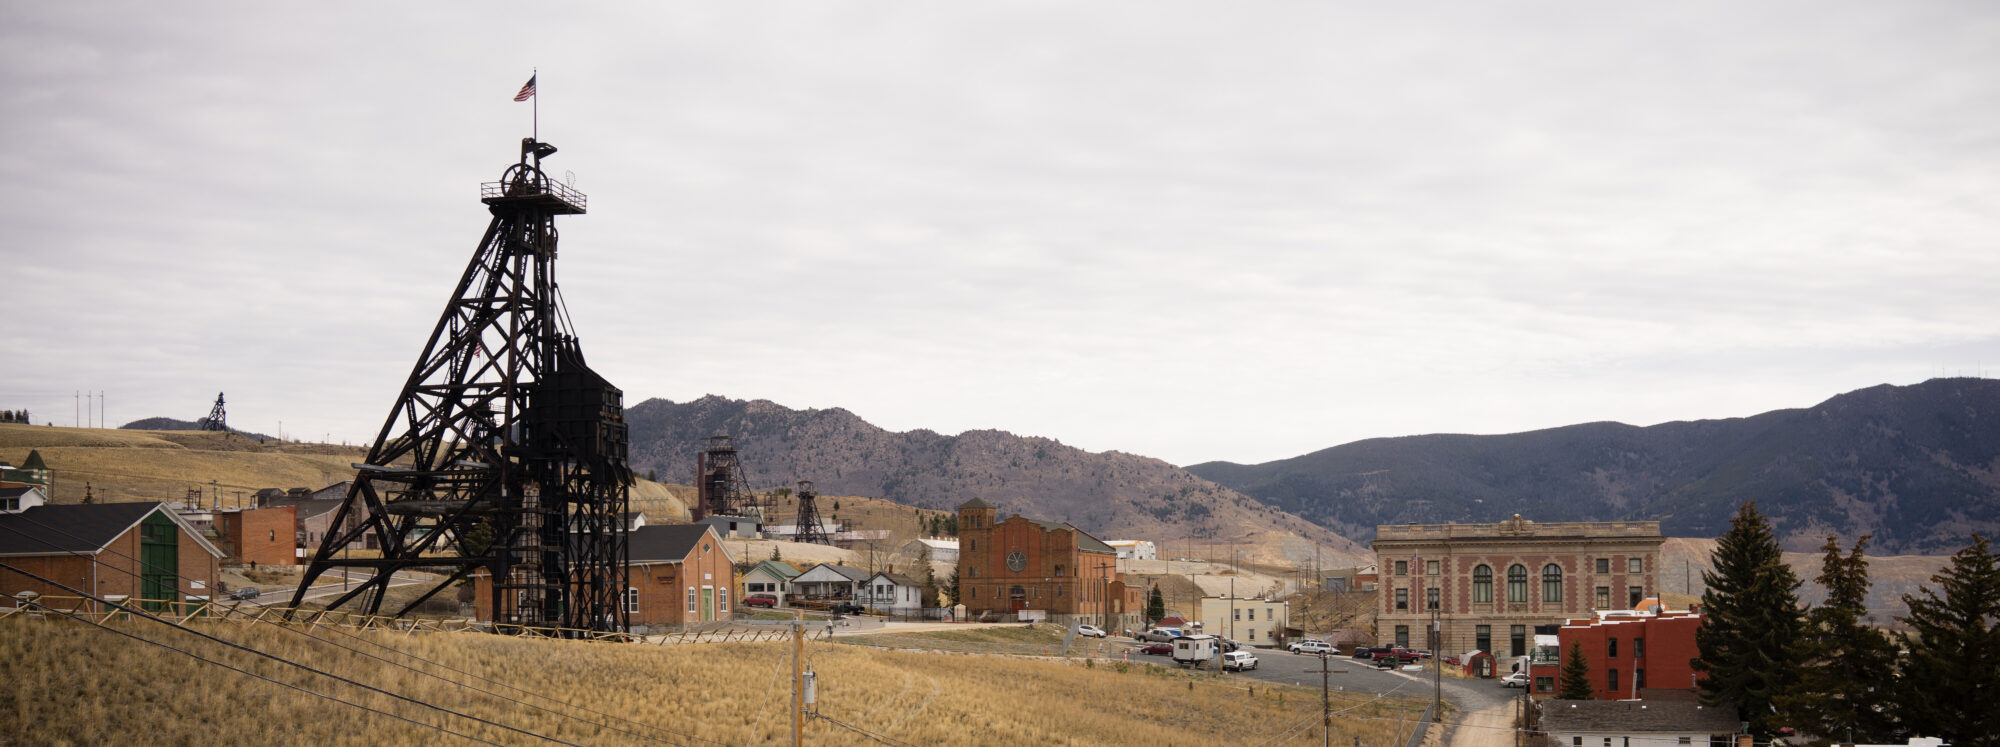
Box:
743;594;778;608
1141;644;1173;655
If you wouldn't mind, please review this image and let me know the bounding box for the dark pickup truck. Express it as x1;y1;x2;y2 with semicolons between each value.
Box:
1371;648;1428;666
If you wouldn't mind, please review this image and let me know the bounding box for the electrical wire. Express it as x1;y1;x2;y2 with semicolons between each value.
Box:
0;561;580;746
808;711;918;747
0;515;721;747
5;594;507;746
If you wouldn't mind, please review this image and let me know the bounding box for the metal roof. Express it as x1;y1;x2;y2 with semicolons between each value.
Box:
0;502;223;559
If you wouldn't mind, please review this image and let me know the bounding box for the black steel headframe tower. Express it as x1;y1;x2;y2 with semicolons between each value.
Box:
200;393;227;431
691;435;756;521
792;480;829;545
289;137;631;633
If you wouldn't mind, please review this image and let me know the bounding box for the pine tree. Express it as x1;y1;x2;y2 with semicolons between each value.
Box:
1146;586;1165;624
918;542;940;607
1557;640;1595;700
1775;535;1899;743
770;545;781;561
943;565;960;607
1693;501;1804;738
1895;535;2000;747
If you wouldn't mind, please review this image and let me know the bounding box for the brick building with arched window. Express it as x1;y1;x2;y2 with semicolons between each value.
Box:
956;498;1138;629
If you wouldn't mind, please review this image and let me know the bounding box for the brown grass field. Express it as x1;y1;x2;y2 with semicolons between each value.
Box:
0;616;1428;746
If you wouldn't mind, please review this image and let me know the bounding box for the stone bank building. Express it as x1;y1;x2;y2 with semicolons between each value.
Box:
1372;515;1664;656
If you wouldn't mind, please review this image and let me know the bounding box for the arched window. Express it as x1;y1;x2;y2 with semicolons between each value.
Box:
1542;563;1564;602
1507;564;1528;603
1473;565;1493;603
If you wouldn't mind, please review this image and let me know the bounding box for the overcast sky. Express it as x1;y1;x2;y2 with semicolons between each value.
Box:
5;2;1998;467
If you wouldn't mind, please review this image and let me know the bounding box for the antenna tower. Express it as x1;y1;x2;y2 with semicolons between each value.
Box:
200;392;227;431
289;137;631;633
792;480;829;545
692;435;758;521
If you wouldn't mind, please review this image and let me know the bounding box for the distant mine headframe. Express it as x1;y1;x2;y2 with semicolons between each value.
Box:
692;435;763;521
289;136;632;634
792;479;829;545
199;392;227;431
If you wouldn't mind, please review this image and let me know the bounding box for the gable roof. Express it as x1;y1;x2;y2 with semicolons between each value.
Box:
0;502;224;559
629;524;719;563
798;563;871;583
868;572;921;587
747;560;801;580
1539;701;1740;734
1022;517;1116;554
956;497;992;510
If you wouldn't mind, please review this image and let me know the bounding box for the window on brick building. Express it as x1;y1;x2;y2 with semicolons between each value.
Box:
1395;560;1408;576
1595;586;1610;609
1507;565;1527;603
1395;588;1408;611
1542;564;1563;602
1395;625;1409;647
1595;557;1610;574
686;587;696;612
1628;557;1643;574
1234;609;1241;621
1510;625;1526;657
626;587;639;614
1629;586;1644;607
1635;668;1646;690
1476;625;1491;653
1609;638;1618;657
1426;560;1439;576
720;589;730;611
1473;565;1493;603
1249;608;1256;621
1609;668;1619;692
1634;637;1645;658
1426;587;1439;611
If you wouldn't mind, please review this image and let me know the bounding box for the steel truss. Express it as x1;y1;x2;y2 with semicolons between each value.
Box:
289;138;630;633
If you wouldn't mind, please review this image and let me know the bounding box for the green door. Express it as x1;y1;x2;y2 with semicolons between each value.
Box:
702;588;715;621
139;513;178;612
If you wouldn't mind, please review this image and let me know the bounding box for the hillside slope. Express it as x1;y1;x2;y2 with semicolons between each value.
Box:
1188;378;2000;553
625;396;1369;566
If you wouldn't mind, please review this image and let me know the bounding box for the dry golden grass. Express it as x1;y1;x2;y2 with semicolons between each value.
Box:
0;616;1427;746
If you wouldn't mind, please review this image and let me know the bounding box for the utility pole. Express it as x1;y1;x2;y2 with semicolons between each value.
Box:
1321;651;1331;747
792;609;805;747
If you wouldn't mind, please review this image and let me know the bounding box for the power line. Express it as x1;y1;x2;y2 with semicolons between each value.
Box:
0;515;719;747
0;561;581;746
7;594;508;746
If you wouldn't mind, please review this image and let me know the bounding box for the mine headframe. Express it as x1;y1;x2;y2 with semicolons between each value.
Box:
289;137;631;634
200;393;227;431
792;479;830;545
692;435;760;521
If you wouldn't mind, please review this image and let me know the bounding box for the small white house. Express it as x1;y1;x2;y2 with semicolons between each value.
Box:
742;560;801;606
1104;540;1156;560
1539;701;1739;747
859;571;924;612
0;486;48;513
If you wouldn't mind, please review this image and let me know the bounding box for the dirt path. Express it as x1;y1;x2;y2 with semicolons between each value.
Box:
1447;702;1517;747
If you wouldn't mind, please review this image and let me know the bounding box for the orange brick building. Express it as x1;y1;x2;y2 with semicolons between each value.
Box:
1527;609;1705;698
214;506;298;566
474;523;736;629
0;502;223;613
956;498;1135;629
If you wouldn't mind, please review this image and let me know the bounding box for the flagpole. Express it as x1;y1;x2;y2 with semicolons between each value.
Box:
533;67;539;141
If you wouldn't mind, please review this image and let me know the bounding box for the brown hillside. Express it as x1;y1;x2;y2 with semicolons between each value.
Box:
1660;536;1951;624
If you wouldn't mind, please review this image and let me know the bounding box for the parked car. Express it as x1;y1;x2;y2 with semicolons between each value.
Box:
228;587;260;601
1288;639;1335;655
1140;643;1173;656
830;602;864;615
1075;624;1107;638
743;594;778;608
1219;638;1241;653
1351;646;1384;659
1371;647;1426;665
1221;650;1260;671
1141;627;1185;643
1501;672;1529;688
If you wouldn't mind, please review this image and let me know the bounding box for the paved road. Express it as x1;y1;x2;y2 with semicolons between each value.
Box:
1111;642;1523;745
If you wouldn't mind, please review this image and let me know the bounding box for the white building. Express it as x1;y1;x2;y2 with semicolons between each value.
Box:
1195;596;1288;646
1104;540;1156;561
858;571;925;612
899;538;959;564
1539;701;1739;747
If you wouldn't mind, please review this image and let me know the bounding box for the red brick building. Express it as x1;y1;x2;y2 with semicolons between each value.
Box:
213;506;298;566
1527;609;1705;698
956;498;1134;629
0;502;223;613
474;523;736;628
1373;515;1665;654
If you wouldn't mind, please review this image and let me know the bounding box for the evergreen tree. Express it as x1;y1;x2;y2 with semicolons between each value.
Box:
1557;640;1595;700
917;542;940;607
1693;501;1804;739
1775;535;1899;743
1895;535;2000;747
943;565;960;607
1146;586;1165;624
770;545;782;561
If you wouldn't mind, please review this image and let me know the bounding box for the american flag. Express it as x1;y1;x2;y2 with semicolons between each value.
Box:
513;75;536;102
